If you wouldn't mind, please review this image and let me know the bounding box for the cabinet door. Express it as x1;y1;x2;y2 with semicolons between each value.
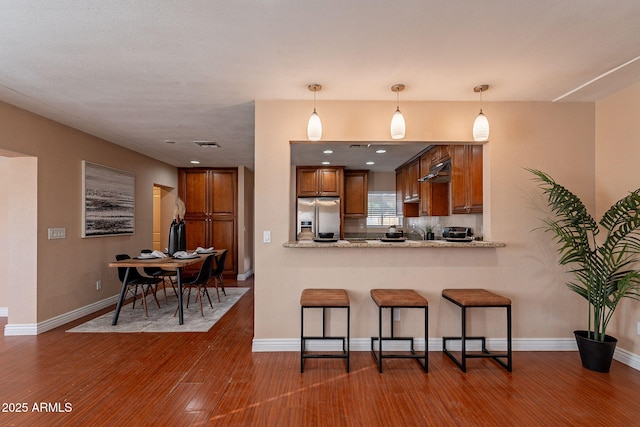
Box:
297;168;318;197
451;145;467;213
211;170;237;216
184;218;209;250
408;160;420;200
212;217;236;275
344;171;368;217
467;145;483;213
451;145;483;214
318;168;342;196
180;169;209;217
396;171;403;216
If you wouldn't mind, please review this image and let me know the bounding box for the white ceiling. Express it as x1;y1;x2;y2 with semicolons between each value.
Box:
1;1;640;170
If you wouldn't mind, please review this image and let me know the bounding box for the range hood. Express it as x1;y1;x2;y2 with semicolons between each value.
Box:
418;159;451;183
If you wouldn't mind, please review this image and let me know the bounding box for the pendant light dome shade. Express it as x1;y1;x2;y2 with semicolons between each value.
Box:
307;84;322;141
472;84;490;142
390;108;406;140
390;84;406;140
307;110;322;141
473;110;489;141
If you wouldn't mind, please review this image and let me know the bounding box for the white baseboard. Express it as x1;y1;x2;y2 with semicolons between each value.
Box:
237;269;254;281
613;346;640;371
4;323;38;336
251;337;577;352
252;337;638;371
3;294;120;336
0;307;8;317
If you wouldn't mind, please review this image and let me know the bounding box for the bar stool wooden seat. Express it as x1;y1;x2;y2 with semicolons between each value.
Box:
370;289;428;373
442;288;512;372
300;289;350;373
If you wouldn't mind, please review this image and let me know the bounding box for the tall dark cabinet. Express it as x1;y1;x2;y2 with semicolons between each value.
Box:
178;168;237;276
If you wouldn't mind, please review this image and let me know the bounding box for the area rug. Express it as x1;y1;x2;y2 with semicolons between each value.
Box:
67;287;249;333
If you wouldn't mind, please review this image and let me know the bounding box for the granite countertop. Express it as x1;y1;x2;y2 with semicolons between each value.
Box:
283;239;506;248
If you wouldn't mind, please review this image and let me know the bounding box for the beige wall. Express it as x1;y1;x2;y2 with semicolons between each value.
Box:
596;80;640;354
0;101;177;325
255;99;597;344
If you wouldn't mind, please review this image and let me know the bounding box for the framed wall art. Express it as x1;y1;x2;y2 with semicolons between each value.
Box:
82;161;135;237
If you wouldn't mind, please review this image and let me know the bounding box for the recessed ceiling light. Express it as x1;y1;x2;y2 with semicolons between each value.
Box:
164;140;176;144
190;160;200;164
366;161;375;165
322;161;331;165
376;149;387;154
323;149;333;154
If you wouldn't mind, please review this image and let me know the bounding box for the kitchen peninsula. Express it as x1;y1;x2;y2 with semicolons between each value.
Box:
283;239;505;248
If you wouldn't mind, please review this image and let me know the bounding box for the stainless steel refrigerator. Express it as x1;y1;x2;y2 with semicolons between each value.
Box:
297;197;341;239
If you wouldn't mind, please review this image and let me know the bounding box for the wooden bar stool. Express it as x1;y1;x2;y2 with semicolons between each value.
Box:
300;289;350;373
370;289;428;373
442;289;512;372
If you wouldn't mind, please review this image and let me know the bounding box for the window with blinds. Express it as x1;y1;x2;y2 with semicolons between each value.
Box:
366;191;401;227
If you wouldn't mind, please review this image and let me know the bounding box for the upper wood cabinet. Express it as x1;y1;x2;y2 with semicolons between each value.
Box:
419;149;449;216
451;145;483;214
178;168;238;275
406;159;420;202
344;170;368;217
296;166;343;197
429;145;450;167
396;168;419;218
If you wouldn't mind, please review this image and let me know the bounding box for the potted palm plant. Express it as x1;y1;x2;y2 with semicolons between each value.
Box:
529;169;640;372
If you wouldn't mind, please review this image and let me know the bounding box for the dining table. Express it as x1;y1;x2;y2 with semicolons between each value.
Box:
108;250;225;325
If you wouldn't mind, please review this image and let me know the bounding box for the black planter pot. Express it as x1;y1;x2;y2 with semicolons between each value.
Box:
574;330;618;373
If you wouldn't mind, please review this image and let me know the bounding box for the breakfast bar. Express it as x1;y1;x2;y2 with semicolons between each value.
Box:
283;240;505;248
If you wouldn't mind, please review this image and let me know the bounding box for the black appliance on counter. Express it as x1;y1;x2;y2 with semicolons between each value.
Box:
442;227;474;242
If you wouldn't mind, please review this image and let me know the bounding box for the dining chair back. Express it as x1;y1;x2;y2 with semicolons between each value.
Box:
175;254;215;317
211;249;228;297
114;254;161;317
140;249;177;304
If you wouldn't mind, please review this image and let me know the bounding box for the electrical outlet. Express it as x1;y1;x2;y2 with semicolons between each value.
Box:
96;280;101;290
393;309;400;321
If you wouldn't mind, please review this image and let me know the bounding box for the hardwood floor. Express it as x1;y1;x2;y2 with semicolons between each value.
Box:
1;277;640;426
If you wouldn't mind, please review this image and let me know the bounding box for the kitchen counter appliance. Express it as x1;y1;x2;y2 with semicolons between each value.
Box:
442;226;474;242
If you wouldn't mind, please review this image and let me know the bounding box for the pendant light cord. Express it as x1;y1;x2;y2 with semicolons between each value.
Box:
313;88;317;113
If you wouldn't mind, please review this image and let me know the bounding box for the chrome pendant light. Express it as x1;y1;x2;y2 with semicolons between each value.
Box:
390;84;406;140
307;84;322;141
472;84;490;141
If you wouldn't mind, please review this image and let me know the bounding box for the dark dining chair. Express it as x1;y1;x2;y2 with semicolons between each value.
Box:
174;254;215;317
140;249;177;304
211;249;228;299
115;254;162;317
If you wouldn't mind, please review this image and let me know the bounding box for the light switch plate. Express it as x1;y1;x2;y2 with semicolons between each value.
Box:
48;227;66;239
263;230;271;243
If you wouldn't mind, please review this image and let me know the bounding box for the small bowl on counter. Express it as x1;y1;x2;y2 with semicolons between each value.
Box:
318;232;335;239
385;232;403;239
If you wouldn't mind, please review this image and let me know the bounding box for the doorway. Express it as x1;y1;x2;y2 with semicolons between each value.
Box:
152;184;174;252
